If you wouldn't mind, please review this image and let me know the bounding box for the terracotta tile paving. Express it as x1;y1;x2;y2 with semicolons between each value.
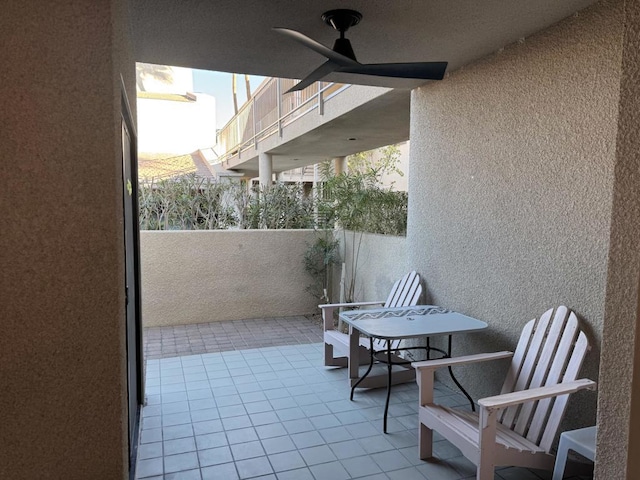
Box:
144;315;324;360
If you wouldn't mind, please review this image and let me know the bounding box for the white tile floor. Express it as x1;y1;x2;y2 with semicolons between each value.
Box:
136;342;591;480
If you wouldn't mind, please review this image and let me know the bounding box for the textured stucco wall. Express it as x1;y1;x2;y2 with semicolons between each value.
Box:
336;231;409;303
596;0;640;478
408;0;622;439
141;230;319;325
0;0;132;478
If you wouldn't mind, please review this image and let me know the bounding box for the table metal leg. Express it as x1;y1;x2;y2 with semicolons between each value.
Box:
383;339;392;433
350;337;375;401
446;335;476;412
351;334;475;432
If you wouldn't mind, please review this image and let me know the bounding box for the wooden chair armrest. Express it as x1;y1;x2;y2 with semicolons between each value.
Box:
319;301;385;330
318;301;385;309
411;351;513;371
478;378;597;411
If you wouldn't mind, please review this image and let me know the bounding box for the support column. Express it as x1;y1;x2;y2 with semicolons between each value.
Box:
334;156;347;175
597;1;640;478
2;1;130;477
259;153;273;187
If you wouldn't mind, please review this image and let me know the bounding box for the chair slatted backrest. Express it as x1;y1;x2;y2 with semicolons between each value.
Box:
497;306;590;452
384;271;422;308
373;271;422;351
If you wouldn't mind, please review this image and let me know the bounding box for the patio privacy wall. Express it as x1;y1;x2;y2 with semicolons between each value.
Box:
407;0;640;478
141;230;320;325
141;230;409;326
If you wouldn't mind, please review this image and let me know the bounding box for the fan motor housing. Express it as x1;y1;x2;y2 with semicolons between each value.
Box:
322;9;362;33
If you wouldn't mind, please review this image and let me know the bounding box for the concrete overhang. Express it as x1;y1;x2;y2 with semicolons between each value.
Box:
220;86;410;174
131;0;597;90
130;0;598;174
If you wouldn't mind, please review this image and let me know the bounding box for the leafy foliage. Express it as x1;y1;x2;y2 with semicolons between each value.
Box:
303;230;340;302
138;144;407;309
138;174;236;230
247;183;315;229
321;171;407;236
136;63;174;92
138;175;314;231
310;144;408;304
347;144;404;179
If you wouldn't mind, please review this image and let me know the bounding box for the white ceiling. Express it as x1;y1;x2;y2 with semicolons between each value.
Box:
130;0;597;89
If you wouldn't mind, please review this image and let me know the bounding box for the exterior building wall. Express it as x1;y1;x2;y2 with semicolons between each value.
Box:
335;231;409;304
0;0;132;478
140;230;319;325
408;0;622;453
137;93;216;154
597;0;640;477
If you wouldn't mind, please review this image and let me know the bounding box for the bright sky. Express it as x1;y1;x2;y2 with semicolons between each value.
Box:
192;69;266;130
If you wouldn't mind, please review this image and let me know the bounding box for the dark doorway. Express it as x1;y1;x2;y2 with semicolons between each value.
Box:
122;88;143;477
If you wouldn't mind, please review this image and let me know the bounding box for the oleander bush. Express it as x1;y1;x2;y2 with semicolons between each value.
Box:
139;143;408;234
138;174;236;230
138;175;315;230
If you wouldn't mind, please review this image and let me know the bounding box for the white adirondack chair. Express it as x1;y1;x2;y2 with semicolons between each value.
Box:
412;306;596;480
320;271;422;369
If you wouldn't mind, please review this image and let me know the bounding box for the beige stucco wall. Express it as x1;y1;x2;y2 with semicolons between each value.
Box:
335;231;409;303
0;0;133;478
597;0;640;478
141;230;319;325
408;0;623;452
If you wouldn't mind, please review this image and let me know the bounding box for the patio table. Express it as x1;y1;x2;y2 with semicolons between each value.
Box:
340;305;488;432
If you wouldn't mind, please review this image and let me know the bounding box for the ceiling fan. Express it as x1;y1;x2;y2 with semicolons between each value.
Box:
274;9;448;93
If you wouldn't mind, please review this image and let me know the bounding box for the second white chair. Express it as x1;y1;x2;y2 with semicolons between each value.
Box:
320;271;422;369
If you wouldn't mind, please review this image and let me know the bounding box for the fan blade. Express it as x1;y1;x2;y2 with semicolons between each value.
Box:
285;61;339;93
337;61;448;80
273;28;358;67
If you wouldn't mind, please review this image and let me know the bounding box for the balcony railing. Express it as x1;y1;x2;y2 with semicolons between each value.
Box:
278;164;316;183
216;78;349;163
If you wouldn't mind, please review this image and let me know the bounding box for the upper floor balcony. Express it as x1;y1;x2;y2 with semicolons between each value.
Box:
215;77;412;178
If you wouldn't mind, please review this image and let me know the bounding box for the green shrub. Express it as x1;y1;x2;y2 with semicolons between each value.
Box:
312;162;408;305
303;230;340;302
139;174;236;230
247;183;315;230
320;172;407;236
139;175;315;230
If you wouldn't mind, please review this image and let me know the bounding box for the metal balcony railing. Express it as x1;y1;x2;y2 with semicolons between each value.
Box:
216;78;349;163
278;164;317;183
